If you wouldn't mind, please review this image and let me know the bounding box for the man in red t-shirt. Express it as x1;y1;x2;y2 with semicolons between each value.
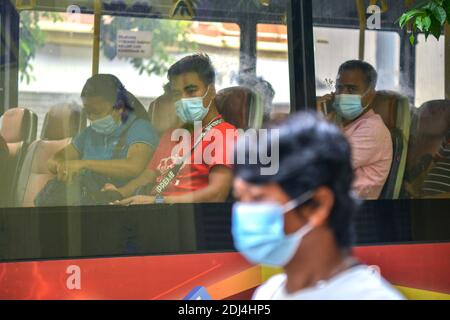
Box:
105;54;237;204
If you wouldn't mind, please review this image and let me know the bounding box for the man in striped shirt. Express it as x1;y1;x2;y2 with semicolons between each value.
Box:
421;131;450;198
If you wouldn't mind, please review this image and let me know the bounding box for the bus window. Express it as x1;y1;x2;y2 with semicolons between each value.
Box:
314;27;360;96
313;1;449;200
99;18;241;108
415;34;445;108
314;28;400;96
256;23;290;119
18;11;93;135
0;0;290;209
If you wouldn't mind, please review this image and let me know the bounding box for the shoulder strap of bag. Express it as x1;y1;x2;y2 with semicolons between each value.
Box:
152;118;224;195
112;116;139;159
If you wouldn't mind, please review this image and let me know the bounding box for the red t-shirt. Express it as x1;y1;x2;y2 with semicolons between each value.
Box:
148;116;237;196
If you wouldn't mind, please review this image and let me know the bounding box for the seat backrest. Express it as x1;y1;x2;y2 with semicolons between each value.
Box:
0;135;9;206
15;104;82;207
41;103;82;140
380;128;403;199
372;91;411;199
148;93;181;136
126;90;150;120
216;86;263;129
0;107;37;152
0;108;38;206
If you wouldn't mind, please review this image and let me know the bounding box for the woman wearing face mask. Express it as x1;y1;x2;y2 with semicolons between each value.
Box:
42;74;159;206
316;60;393;200
105;54;237;205
232;112;403;300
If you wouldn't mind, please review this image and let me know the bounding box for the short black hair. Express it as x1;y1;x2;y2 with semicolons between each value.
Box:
234;112;359;249
168;53;216;86
338;60;378;89
81;74;133;122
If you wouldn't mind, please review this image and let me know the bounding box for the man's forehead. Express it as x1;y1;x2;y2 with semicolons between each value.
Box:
336;69;365;85
171;72;204;90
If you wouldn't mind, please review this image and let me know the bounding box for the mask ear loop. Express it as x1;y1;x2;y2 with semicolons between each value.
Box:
360;87;375;110
282;190;315;214
202;85;213;109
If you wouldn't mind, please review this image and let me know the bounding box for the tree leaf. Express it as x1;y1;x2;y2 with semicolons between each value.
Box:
430;4;447;24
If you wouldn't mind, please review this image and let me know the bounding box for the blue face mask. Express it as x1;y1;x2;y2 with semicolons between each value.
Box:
232;191;314;267
333;93;370;121
175;86;212;123
91;114;120;135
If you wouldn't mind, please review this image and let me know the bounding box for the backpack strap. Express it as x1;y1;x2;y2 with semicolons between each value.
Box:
112;117;139;159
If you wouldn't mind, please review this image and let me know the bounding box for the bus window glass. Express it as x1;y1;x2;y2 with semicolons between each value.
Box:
0;0;290;210
313;1;449;201
314;28;400;96
256;23;290;118
415;34;445;108
18;11;93;135
99;18;241;108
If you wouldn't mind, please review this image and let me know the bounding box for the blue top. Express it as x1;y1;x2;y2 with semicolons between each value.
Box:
73;113;158;161
72;113;159;187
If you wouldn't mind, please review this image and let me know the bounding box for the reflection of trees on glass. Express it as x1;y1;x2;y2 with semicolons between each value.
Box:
19;11;62;84
19;12;195;83
101;17;195;76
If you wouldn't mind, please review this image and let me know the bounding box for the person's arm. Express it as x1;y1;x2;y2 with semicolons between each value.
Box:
166;165;233;203
84;143;153;178
48;143;80;175
59;143;154;183
117;165;233;205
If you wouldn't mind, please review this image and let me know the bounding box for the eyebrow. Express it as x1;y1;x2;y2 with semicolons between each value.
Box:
184;84;198;91
336;84;359;89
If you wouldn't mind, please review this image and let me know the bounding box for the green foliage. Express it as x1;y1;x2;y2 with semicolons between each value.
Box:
19;11;62;84
399;0;450;44
19;10;195;83
101;17;196;77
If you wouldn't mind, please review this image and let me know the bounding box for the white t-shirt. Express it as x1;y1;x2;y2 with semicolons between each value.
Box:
253;265;404;300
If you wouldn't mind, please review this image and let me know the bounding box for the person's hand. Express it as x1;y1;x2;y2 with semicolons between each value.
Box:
112;195;155;206
57;160;85;183
48;158;60;175
316;93;335;113
102;183;127;199
102;183;118;192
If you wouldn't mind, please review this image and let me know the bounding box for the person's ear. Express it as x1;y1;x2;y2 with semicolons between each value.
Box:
302;187;335;228
365;88;376;105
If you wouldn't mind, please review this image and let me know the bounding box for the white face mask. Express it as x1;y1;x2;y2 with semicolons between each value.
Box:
90;114;120;135
333;89;371;121
175;86;212;123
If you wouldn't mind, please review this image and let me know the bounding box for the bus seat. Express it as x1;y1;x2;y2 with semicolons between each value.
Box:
0;135;9;206
371;91;411;199
126;90;150;120
403;100;450;196
216;86;264;129
148;93;179;136
0;108;38;206
15;104;82;207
